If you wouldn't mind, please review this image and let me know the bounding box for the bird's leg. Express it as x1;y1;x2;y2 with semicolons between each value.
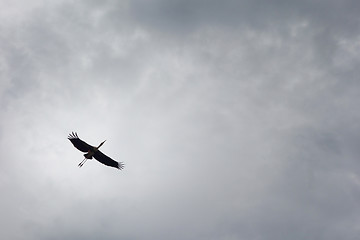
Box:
78;158;88;167
78;159;84;167
78;159;86;167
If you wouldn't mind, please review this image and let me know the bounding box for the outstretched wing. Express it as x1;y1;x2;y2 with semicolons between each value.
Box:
68;132;93;153
93;150;124;170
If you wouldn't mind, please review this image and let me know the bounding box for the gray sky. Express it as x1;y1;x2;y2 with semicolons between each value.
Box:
1;0;360;239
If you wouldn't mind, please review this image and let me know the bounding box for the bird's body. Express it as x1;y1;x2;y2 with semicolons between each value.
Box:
68;132;124;170
84;150;95;159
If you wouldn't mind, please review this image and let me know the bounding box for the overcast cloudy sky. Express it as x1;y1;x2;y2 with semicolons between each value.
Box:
1;0;360;239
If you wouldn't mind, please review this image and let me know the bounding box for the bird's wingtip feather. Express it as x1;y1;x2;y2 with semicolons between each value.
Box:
118;162;125;170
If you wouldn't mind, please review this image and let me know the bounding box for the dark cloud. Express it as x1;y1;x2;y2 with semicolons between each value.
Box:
126;0;360;35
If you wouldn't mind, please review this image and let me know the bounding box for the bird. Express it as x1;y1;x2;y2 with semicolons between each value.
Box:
68;132;124;170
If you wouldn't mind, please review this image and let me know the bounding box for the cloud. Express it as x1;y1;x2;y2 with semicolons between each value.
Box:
0;0;360;239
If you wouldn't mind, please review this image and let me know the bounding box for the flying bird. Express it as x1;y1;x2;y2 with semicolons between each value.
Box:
68;132;124;170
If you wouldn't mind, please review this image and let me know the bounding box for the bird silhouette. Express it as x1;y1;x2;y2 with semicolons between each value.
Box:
68;132;124;170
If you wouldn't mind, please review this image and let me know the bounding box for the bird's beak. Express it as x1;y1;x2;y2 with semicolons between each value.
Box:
98;140;106;148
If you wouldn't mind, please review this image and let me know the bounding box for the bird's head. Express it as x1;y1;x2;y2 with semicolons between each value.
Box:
97;140;106;149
